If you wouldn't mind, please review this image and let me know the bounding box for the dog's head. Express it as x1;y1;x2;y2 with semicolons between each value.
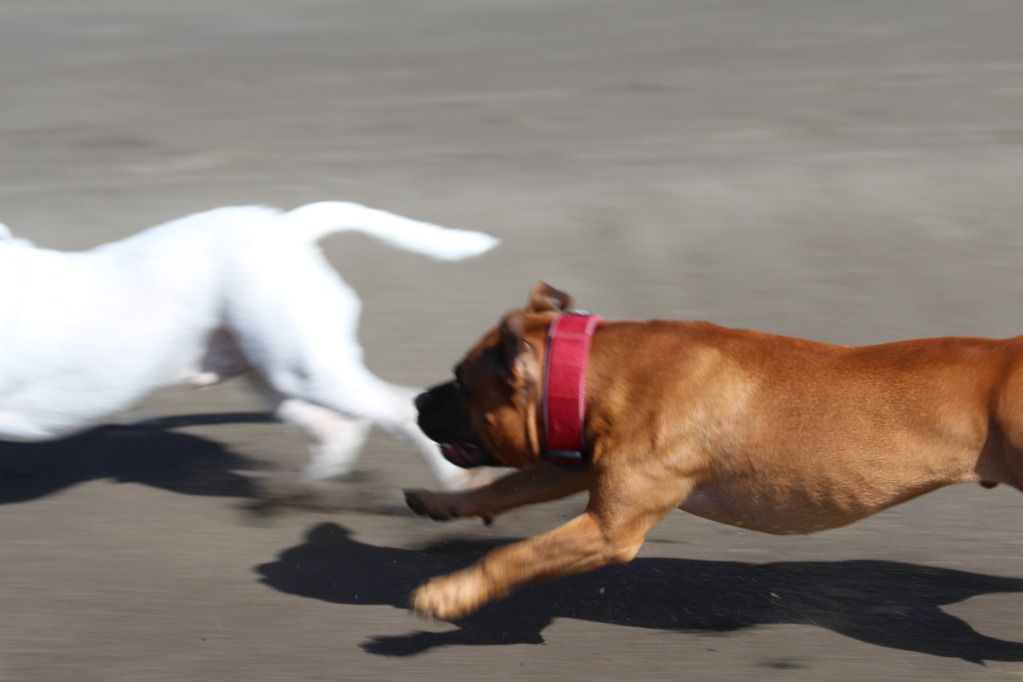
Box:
415;283;574;469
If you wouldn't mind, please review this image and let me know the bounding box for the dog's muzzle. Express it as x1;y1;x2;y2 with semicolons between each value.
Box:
415;386;494;468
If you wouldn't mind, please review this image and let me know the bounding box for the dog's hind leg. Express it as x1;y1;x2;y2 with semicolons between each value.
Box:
256;361;479;489
287;375;487;490
388;393;494;491
224;258;482;489
275;398;371;481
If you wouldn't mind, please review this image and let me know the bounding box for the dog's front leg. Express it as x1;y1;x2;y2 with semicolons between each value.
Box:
411;467;690;620
404;462;589;524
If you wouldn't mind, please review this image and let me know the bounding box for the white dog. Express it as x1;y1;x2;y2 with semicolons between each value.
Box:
0;201;497;489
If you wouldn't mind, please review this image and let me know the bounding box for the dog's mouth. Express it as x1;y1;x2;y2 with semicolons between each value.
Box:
439;441;490;468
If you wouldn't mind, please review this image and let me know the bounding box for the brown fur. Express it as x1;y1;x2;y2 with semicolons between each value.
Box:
406;283;1023;621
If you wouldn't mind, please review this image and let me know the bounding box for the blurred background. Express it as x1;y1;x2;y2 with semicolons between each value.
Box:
2;1;1023;680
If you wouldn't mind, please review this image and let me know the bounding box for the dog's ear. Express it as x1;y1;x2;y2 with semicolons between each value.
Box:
527;282;573;313
498;311;526;377
497;311;538;389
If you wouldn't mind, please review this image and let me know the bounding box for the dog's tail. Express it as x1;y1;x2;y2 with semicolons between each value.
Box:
284;201;498;260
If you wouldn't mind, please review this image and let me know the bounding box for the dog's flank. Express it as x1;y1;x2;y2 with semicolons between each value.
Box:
406;282;1023;620
0;202;497;489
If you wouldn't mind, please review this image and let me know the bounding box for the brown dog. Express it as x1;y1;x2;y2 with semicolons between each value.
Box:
406;283;1021;621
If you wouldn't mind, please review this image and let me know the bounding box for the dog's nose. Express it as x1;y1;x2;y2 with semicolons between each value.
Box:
414;391;431;412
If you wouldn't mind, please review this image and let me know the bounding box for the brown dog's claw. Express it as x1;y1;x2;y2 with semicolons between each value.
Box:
404;488;462;522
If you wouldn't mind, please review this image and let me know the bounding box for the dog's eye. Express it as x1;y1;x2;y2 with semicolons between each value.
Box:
452;369;469;398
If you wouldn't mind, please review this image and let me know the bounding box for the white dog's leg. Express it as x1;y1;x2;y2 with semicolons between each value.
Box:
225;240;491;489
275;398;371;481
361;383;494;491
267;369;484;490
336;380;493;491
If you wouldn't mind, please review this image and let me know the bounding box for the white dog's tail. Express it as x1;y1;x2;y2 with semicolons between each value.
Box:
285;201;498;260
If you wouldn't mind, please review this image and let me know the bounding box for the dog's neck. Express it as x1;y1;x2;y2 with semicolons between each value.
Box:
579;319;644;463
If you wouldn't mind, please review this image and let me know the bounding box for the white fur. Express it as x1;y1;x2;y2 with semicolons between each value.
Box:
0;201;498;489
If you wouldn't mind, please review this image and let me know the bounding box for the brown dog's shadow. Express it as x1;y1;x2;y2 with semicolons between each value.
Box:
0;413;271;504
256;522;1023;663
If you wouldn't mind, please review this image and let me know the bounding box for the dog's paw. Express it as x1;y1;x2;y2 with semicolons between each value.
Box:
403;488;461;521
410;571;489;621
404;489;493;525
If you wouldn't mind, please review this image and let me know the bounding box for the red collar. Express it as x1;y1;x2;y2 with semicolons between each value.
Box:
542;312;603;466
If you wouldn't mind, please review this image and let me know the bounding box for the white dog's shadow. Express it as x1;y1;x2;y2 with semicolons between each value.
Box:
0;413;270;503
257;522;1023;664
